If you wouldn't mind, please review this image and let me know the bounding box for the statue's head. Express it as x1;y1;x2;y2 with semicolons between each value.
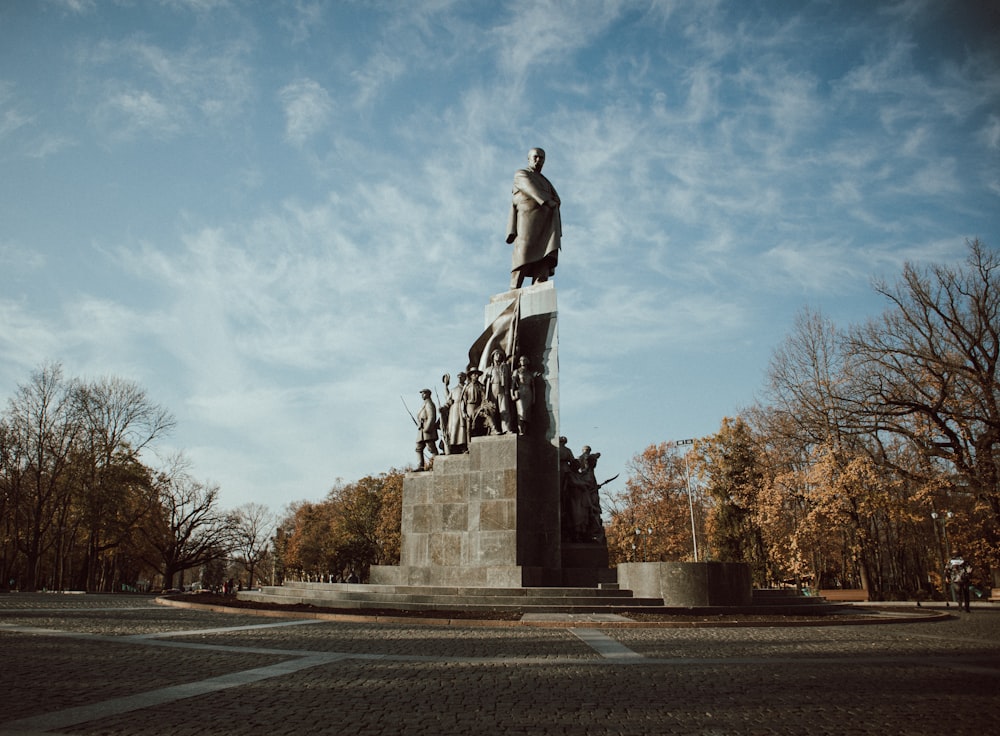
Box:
527;147;546;171
420;389;432;399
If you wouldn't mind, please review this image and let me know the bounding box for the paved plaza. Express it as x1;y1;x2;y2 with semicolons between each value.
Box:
1;594;998;735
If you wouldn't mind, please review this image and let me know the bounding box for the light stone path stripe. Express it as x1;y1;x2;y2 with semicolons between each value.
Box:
571;627;644;659
128;618;324;638
0;654;347;735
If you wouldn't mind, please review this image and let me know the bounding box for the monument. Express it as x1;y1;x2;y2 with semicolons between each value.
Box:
241;150;819;613
369;147;613;588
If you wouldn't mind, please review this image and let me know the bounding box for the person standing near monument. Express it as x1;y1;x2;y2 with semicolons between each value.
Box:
505;147;561;289
947;553;972;612
415;389;439;471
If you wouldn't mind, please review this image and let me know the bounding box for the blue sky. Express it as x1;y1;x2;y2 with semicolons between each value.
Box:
2;0;998;514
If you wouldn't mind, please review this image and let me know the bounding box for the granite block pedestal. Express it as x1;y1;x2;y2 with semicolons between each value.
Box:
370;433;561;587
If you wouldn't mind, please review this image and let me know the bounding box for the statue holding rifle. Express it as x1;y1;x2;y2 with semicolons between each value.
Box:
412;389;438;471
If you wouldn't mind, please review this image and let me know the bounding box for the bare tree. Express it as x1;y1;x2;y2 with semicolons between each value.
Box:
231;502;276;588
847;240;1000;528
142;458;233;590
2;363;79;590
71;375;174;590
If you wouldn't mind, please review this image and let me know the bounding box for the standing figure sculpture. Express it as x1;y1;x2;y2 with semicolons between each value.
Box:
415;389;439;471
512;355;536;435
486;348;514;434
505;147;561;290
462;368;488;438
576;446;607;542
444;372;469;454
561;442;610;542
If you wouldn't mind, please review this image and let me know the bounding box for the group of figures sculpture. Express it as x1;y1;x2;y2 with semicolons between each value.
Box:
559;437;614;543
412;350;540;471
408;147;611;545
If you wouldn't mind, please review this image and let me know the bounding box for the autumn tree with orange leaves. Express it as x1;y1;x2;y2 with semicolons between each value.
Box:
277;470;403;582
606;442;706;564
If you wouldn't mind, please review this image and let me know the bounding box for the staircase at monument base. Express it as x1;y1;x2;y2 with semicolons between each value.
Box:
239;581;663;613
239;581;849;615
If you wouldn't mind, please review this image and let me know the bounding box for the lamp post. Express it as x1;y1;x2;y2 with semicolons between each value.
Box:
633;526;654;562
633;527;649;562
673;439;699;562
930;511;954;605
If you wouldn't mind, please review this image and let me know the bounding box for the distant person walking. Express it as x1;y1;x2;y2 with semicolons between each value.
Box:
947;553;972;612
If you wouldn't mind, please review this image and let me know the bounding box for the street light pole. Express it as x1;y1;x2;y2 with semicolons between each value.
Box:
931;511;955;605
674;439;699;562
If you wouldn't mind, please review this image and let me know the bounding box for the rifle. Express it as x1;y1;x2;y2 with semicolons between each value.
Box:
597;473;620;489
401;395;432;465
400;395;418;427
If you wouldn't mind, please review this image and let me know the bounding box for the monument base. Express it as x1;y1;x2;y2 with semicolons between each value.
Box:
560;543;616;587
616;562;753;607
370;433;563;588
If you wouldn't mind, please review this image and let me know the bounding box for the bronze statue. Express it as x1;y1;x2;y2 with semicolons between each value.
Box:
512;355;537;435
486;348;514;434
415;389;439;471
560;441;613;543
462;368;488;438
505;147;561;290
443;372;469;454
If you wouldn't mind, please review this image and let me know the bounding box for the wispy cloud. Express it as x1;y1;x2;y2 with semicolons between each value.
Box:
279;79;334;146
78;34;254;140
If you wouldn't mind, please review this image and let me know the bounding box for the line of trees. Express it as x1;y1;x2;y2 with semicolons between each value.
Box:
0;363;277;592
607;240;999;600
0;360;404;593
274;471;404;583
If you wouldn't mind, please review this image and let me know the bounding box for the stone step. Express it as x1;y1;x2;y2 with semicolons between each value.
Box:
239;594;665;613
246;583;663;609
238;587;849;616
277;581;639;598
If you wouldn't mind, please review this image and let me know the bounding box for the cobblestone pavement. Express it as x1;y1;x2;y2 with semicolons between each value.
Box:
1;594;998;735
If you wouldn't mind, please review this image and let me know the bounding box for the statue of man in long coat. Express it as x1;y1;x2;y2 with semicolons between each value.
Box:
505;147;561;290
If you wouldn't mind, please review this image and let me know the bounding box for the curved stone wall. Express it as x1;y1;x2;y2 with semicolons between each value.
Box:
617;561;752;607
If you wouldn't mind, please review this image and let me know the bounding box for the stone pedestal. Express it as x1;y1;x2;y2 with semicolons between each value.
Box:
616;562;752;606
369;434;561;587
561;543;616;587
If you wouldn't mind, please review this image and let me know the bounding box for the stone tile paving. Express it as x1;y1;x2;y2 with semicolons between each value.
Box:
606;611;1000;660
0;633;284;724
168;620;598;660
0;601;275;636
56;658;999;736
1;594;999;736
